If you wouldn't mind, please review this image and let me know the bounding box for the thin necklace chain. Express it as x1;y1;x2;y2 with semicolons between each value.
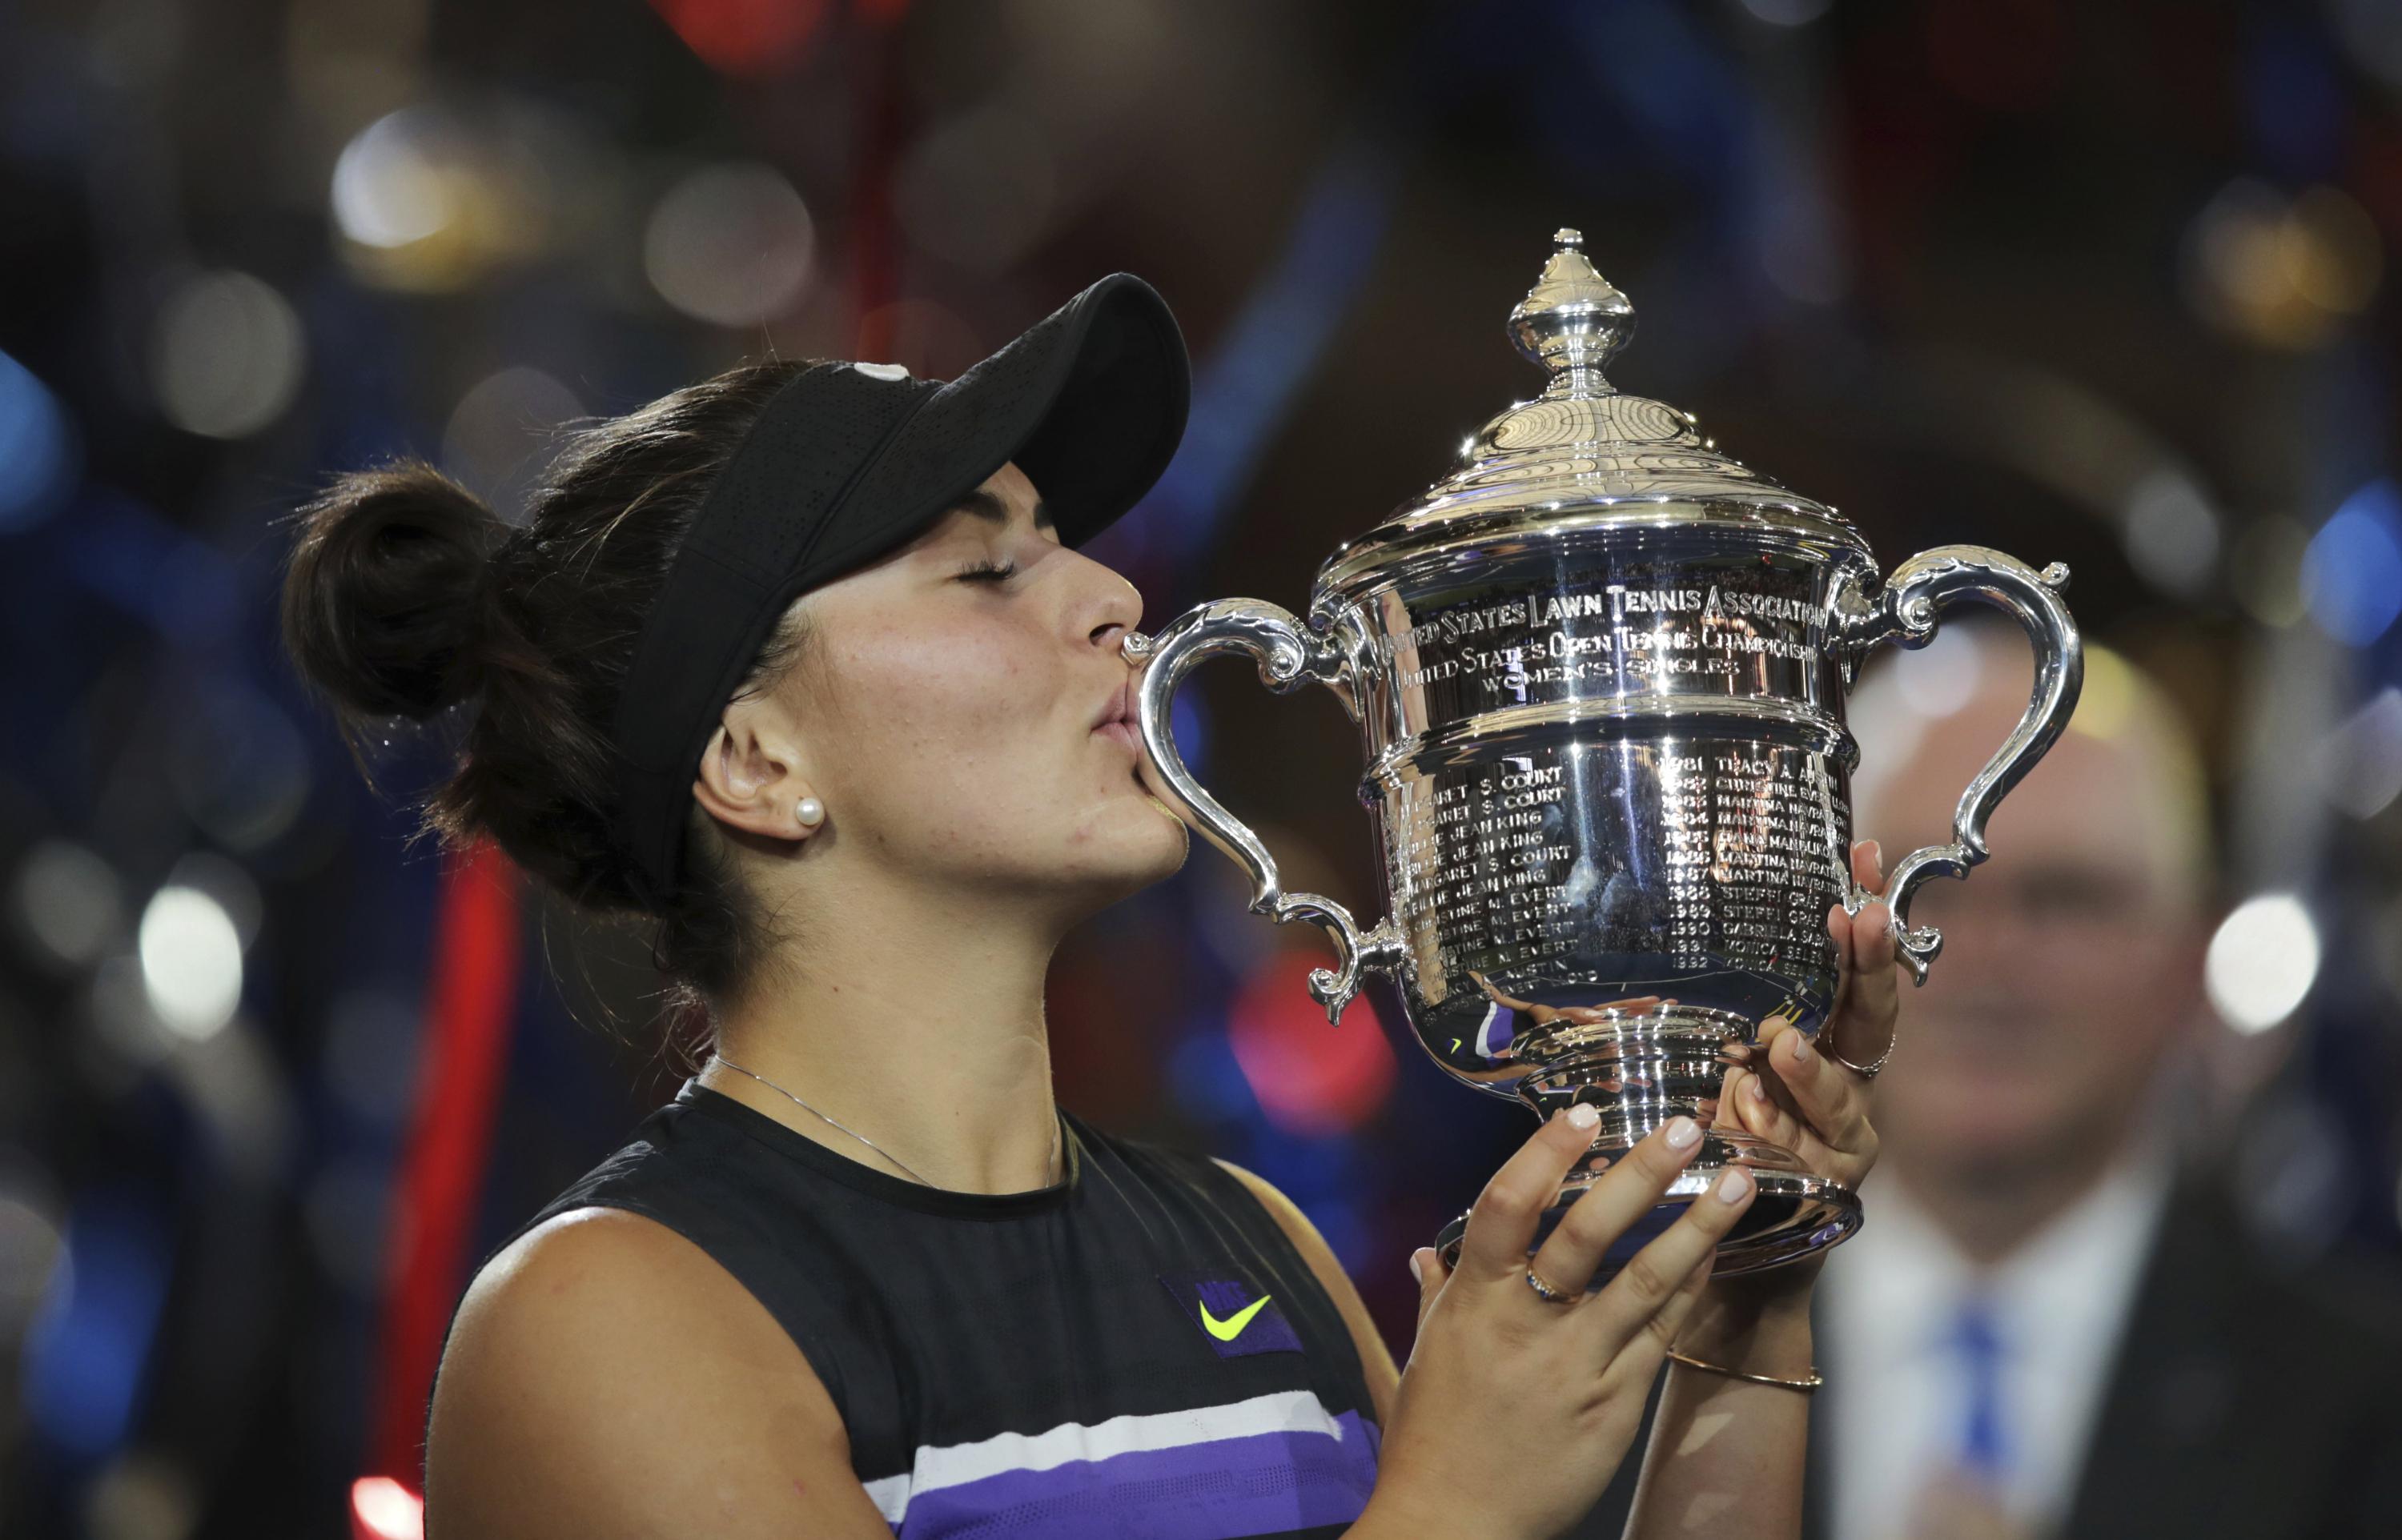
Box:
705;1052;1062;1189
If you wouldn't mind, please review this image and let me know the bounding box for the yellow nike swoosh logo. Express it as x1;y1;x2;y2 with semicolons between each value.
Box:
1198;1293;1271;1341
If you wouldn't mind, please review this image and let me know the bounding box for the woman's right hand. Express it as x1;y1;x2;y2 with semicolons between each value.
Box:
1360;1105;1759;1540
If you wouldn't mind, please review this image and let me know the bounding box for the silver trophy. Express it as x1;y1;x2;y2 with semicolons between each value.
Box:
1126;230;2081;1281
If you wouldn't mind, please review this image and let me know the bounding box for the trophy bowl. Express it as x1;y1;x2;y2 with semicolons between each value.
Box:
1127;230;2082;1285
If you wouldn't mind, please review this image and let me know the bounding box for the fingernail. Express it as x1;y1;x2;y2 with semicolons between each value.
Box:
1746;1075;1769;1104
1866;840;1883;880
1566;1102;1601;1130
1408;1250;1425;1285
1717;1168;1753;1204
1789;1033;1815;1065
1665;1115;1701;1149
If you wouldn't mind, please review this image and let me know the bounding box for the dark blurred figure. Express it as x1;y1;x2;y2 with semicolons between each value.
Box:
1802;628;2402;1540
1579;626;2402;1540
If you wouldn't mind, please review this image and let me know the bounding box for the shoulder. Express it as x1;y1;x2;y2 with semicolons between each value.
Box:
425;1205;890;1538
1210;1158;1400;1424
446;1202;747;1347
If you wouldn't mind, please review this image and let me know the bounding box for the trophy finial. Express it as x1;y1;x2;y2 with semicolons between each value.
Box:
1509;228;1633;393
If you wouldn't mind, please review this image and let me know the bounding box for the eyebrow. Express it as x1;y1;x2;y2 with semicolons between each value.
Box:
953;488;1056;531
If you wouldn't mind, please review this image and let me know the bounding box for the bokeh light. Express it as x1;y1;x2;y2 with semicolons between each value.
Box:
80;1447;199;1540
22;1190;170;1460
351;1474;425;1539
167;852;263;951
2300;479;2402;648
2205;893;2321;1034
440;366;584;520
2227;514;2312;628
2118;468;2220;599
12;840;126;971
2183;178;2384;351
136;885;244;1043
333;106;473;248
2061;644;2139;743
649;0;833;78
2316;688;2402;823
1225;951;1396;1137
1890;623;1987;718
91;958;178;1077
147;269;307;440
0;348;78;533
167;680;314;853
330;102;564;291
0;1166;64;1333
2281;187;2384;314
643;162;815;327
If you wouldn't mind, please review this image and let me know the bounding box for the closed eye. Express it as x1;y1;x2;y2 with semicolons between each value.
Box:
955;558;1018;584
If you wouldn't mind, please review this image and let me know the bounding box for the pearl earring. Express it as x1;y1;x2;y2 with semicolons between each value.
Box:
794;796;825;829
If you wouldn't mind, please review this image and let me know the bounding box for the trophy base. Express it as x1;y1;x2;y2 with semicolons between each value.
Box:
1431;1127;1862;1291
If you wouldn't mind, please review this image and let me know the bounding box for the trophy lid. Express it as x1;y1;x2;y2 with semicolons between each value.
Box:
1318;229;1866;595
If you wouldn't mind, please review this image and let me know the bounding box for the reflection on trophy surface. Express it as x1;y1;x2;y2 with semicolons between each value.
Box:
1127;229;2084;1284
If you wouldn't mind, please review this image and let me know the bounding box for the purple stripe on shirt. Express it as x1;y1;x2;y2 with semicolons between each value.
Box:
893;1410;1382;1540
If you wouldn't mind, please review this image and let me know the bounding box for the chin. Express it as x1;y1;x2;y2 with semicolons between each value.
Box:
1059;796;1190;900
1890;1077;2076;1173
1122;803;1191;885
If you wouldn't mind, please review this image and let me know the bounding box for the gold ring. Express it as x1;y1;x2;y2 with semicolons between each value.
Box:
1524;1265;1577;1304
1828;1032;1894;1079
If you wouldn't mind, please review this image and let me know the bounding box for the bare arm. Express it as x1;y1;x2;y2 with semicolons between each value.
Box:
425;1208;893;1539
1623;1292;1815;1537
1623;839;1896;1540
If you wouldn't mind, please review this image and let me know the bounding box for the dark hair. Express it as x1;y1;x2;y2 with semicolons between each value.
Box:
281;360;817;1022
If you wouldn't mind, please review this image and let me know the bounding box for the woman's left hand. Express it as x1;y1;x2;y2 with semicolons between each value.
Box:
1693;837;1897;1316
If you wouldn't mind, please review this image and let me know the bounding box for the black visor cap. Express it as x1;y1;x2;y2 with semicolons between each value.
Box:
608;273;1191;901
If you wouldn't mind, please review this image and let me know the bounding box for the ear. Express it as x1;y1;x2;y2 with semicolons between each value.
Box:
691;694;821;843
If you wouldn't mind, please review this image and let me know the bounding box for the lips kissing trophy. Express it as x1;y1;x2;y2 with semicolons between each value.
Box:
1123;231;2083;1283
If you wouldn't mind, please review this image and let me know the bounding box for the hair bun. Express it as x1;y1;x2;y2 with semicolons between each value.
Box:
282;460;506;723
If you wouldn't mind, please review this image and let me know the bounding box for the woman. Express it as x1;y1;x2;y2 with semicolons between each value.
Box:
283;272;1894;1539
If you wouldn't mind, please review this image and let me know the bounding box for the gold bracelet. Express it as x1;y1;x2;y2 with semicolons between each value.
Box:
1665;1346;1823;1392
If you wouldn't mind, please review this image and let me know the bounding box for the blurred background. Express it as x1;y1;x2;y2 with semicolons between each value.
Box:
2;0;2400;1535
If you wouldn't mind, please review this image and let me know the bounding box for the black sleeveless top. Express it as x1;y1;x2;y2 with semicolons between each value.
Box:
434;1078;1384;1539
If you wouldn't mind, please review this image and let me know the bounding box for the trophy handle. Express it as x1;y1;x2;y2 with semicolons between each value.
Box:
1831;546;2084;985
1123;599;1409;1025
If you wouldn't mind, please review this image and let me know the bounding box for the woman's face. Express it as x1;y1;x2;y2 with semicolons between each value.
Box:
773;461;1188;912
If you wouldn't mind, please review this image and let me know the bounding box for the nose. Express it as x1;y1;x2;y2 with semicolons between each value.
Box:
1078;559;1145;656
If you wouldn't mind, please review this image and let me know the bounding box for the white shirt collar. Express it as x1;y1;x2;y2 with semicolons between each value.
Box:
1820;1129;2179;1540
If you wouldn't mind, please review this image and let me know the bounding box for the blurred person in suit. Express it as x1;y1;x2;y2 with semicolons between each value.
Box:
1577;622;2402;1540
1803;626;2402;1540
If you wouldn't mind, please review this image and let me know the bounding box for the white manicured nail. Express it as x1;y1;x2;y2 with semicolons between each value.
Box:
1717;1168;1753;1204
1566;1102;1601;1129
1665;1116;1701;1149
